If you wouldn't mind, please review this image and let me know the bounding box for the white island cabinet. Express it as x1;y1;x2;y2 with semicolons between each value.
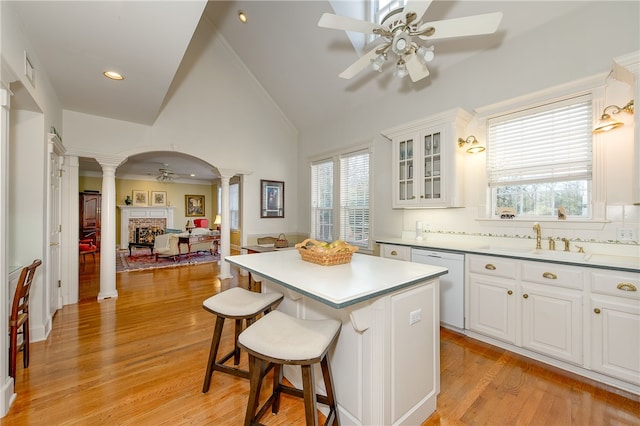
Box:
226;250;447;426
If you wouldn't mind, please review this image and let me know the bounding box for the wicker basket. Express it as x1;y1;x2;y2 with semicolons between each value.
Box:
295;239;359;266
274;233;289;248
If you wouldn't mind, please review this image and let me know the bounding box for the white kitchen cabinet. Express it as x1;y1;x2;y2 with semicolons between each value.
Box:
520;282;583;365
468;255;517;344
379;243;411;261
590;270;640;385
468;255;584;364
520;262;584;364
382;108;472;208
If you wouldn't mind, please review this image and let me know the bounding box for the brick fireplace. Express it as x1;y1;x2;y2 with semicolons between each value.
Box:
119;206;176;250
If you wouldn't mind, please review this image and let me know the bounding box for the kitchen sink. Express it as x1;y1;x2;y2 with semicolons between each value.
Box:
478;246;591;262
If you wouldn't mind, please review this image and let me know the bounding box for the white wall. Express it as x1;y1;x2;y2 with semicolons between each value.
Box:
296;1;640;251
63;15;299;241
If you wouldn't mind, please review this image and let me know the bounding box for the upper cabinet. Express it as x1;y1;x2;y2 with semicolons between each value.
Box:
382;108;472;208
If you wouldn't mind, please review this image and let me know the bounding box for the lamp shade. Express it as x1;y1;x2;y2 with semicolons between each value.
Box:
213;215;222;225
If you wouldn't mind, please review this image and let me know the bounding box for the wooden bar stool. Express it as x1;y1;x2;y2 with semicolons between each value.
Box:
201;287;283;393
238;310;341;426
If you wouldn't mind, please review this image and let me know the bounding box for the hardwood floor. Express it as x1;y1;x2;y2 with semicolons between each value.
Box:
3;253;639;425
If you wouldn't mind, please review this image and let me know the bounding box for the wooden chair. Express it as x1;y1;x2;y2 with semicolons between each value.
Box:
79;239;97;264
9;259;42;378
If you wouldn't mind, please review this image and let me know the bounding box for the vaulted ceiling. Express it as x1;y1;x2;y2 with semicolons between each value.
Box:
8;1;593;181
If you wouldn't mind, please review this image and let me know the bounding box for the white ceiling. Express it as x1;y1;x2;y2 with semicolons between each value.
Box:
9;1;592;182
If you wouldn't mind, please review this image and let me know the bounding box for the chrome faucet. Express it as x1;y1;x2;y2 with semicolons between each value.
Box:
533;223;542;249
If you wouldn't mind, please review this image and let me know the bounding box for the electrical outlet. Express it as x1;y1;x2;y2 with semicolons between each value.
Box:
617;227;636;241
409;309;422;325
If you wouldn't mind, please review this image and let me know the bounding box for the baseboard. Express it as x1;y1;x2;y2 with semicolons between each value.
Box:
1;377;15;418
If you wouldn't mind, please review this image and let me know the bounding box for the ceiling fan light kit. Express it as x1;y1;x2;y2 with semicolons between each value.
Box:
318;1;503;83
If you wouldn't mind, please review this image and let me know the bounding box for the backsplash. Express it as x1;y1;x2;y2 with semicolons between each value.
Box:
400;204;640;258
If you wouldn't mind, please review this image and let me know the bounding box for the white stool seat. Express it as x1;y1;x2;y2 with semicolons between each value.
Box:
201;287;283;394
203;287;283;317
239;310;341;362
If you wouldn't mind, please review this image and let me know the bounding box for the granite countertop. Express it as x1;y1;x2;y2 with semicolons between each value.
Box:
226;249;447;309
376;236;640;273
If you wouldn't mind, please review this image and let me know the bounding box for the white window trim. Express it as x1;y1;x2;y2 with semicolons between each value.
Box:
475;73;610;227
309;143;375;252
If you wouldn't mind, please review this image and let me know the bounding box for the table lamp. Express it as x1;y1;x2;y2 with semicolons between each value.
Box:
214;215;221;231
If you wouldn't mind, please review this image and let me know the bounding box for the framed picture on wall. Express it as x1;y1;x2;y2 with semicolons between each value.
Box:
260;180;284;218
132;190;148;206
185;194;205;217
151;191;167;207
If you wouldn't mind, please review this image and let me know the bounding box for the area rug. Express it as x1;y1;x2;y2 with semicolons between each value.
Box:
116;250;220;273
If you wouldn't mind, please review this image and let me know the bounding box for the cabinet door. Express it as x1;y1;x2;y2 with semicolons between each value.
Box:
81;194;101;228
591;296;640;385
521;283;583;364
394;136;417;206
469;275;516;344
420;131;441;203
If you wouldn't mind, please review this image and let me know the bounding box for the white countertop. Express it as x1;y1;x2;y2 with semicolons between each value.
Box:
226;249;447;309
377;236;640;272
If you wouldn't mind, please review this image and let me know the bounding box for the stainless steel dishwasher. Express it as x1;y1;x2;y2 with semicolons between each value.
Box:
411;248;465;330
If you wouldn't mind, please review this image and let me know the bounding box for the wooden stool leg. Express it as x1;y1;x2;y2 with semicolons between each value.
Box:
271;364;283;414
244;354;266;426
202;316;225;393
301;364;319;426
321;356;339;425
233;319;242;365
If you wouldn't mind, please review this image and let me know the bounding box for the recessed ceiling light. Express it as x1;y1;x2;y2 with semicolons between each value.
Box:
190;173;195;177
103;71;124;80
238;11;247;23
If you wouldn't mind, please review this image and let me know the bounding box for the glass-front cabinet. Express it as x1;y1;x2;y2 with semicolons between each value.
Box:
383;108;472;208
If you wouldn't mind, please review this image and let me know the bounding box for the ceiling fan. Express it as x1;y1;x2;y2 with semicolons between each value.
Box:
156;164;181;183
318;0;502;83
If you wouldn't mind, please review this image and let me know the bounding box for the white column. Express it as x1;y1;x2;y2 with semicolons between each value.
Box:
98;162;118;300
218;173;233;279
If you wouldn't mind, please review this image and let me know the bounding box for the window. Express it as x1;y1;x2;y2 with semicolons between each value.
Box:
371;0;405;24
311;148;371;249
229;182;239;230
487;95;593;218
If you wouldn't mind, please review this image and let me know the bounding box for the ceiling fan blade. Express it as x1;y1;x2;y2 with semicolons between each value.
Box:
318;13;383;34
418;12;503;40
405;54;430;82
339;46;383;79
403;0;433;24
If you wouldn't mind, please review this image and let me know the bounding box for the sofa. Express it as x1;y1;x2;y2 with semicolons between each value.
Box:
154;227;220;261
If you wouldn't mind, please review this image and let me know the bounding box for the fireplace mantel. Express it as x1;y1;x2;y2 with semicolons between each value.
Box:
119;205;176;249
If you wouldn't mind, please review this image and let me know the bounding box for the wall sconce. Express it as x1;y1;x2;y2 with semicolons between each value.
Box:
457;135;485;154
593;99;634;133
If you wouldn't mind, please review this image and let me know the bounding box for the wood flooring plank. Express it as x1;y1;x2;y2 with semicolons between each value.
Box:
2;254;639;425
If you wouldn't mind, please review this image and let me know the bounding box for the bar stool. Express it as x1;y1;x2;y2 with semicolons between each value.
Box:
201;287;283;393
238;310;341;426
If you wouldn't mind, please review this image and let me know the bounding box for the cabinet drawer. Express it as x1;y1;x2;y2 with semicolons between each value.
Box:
591;270;640;300
380;244;411;261
521;261;583;290
468;255;516;279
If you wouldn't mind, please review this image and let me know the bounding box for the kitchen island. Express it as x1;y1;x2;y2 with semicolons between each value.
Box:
226;250;448;426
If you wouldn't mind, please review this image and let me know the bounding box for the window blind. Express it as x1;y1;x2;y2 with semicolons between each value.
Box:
487;96;592;187
339;150;370;248
311;159;334;242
